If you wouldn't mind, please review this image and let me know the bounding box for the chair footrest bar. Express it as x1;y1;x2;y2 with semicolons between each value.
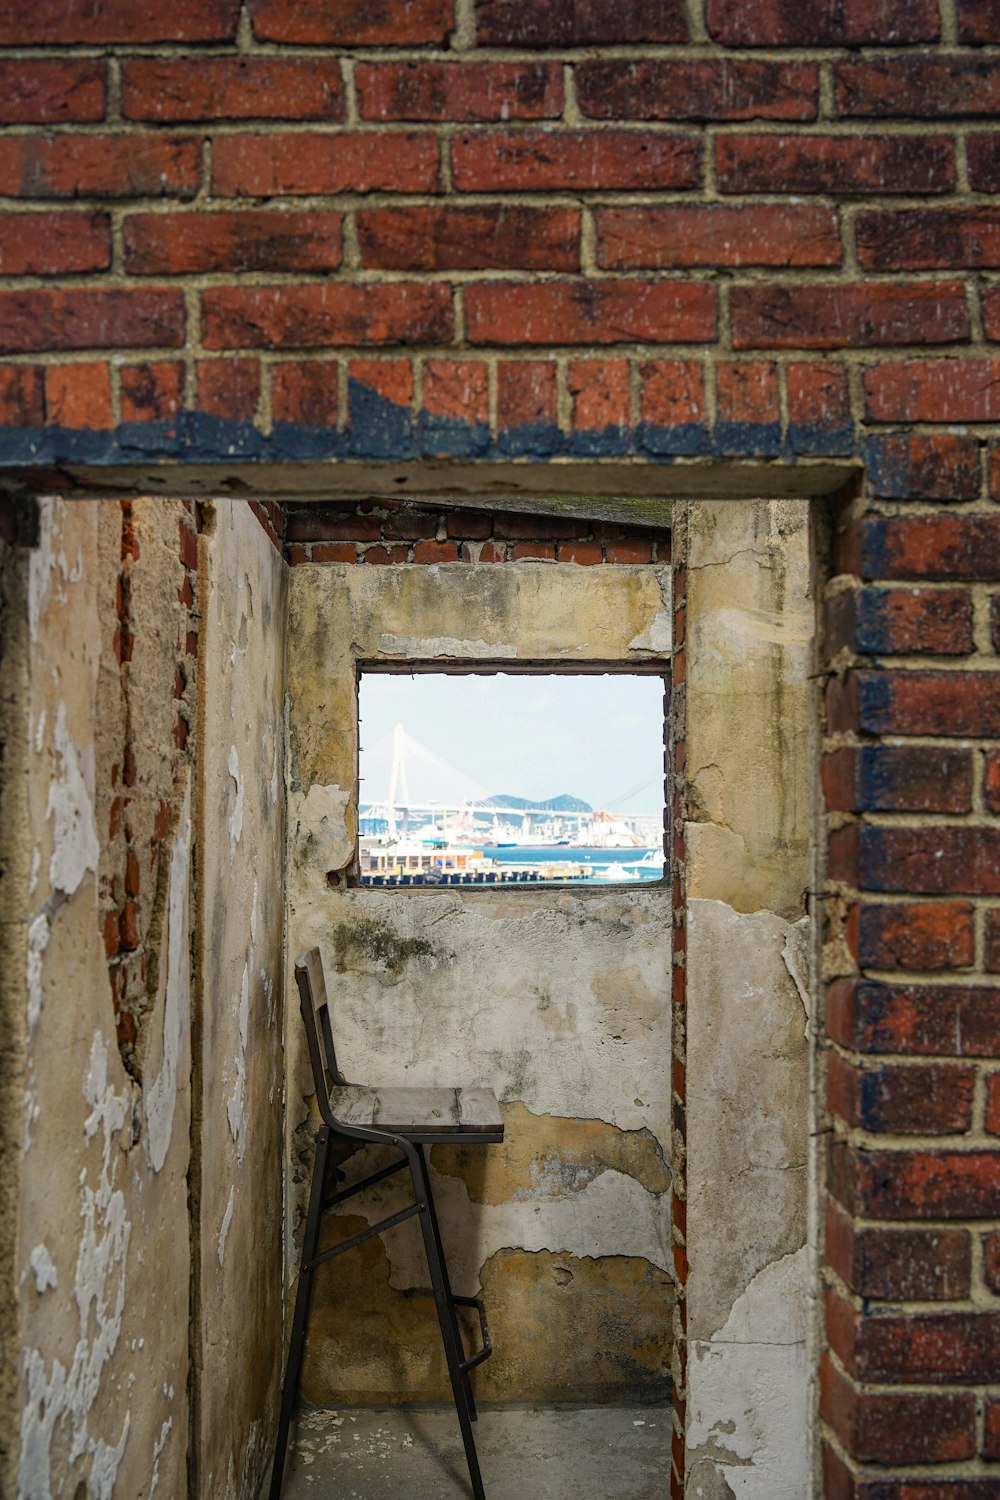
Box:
306;1201;420;1270
453;1294;493;1372
321;1155;408;1212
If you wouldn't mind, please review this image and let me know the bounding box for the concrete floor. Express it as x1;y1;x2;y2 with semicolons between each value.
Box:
274;1404;671;1500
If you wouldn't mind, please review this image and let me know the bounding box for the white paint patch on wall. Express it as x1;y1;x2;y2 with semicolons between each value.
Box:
18;1034;133;1500
47;702;99;899
226;964;250;1162
228;745;244;855
218;1187;235;1267
144;782;192;1173
627;568;673;655
29;1244;58;1294
28;498;82;644
290;783;353;876
687;1248;809;1500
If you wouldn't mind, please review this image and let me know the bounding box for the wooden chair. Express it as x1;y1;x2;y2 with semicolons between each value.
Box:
269;947;504;1500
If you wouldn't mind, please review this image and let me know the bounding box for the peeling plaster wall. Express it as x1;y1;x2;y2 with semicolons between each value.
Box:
682;501;814;1499
287;561;673;1404
13;499;194;1500
0;523;30;1496
196;501;286;1499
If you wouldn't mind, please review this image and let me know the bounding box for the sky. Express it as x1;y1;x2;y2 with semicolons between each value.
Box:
358;672;666;815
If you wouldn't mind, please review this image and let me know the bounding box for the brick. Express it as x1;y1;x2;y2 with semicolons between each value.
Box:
497;361;558;432
356;62;563;122
0;211;110;277
715;361;780;456
272;362;339;429
412;541;459;563
347;358;414;444
821;1355;974;1466
858;207;1000;269
865;359;1000;423
826;1203;971;1301
984;1232;1000;1302
982;286;1000;341
986;1396;1000;1460
45;363;112;430
786;362;852;456
511;542;555;561
124;211;342;276
986;912;1000;974
559;541;603;565
569;359;630;435
837;1146;1000;1222
357;206;579;272
822;745;973;815
987;1071;1000;1130
120;362;184;425
286;507;380;543
122;58;345;123
362;545;408;565
852;900;975;971
202;284;452;349
717;132;954;196
706;0;938;45
836;57;1000;118
0;289;184;355
853;515;1000;582
596;203;840;269
476;0;687;44
960;0;1000;42
986;749;1000;814
466;281;716;346
250;0;453;43
856;826;1000;895
452;129;700;192
968;133;1000;192
639;360;705;430
865;433;981;503
0;0;239;42
197;359;260;422
422;359;488;423
575;60;819;122
495;512;584;541
381;507;438;542
731;281;969;350
827;1050;975;1134
213;132;440;197
0;135;202;199
605;540;654;564
0;365;43;427
0;59;106;125
446;510;493;542
828;977;1000;1057
309;543;356;564
828;583;973;657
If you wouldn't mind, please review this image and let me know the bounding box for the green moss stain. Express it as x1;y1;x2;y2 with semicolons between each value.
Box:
331;916;435;977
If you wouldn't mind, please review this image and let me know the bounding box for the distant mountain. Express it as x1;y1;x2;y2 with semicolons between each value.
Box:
477;792;593;813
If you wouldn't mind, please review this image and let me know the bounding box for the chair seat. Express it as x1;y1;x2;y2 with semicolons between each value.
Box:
330;1084;504;1137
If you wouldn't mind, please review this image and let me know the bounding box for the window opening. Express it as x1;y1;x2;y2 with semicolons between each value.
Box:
358;672;667;888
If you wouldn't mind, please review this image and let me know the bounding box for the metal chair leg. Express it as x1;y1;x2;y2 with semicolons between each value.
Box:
270;1129;331;1500
410;1148;487;1500
416;1144;478;1423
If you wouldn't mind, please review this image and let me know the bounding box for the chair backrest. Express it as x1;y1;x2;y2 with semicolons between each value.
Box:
294;948;347;1127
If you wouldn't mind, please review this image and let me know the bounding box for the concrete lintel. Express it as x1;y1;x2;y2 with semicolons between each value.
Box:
1;457;858;522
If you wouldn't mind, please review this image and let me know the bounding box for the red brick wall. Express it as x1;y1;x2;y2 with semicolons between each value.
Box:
4;2;1000;1494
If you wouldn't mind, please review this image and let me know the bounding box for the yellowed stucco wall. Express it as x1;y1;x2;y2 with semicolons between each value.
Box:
681;500;815;1500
